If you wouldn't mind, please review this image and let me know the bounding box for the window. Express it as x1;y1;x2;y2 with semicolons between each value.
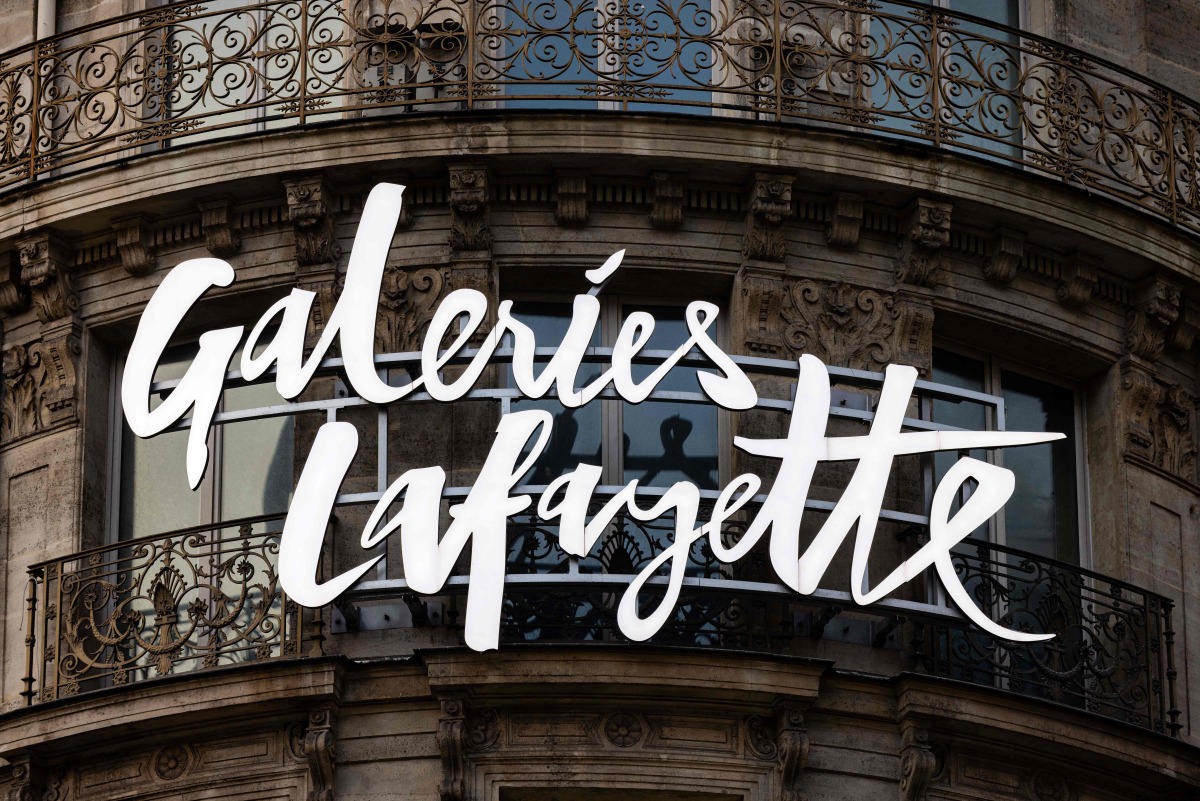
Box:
112;341;294;542
929;346;1083;565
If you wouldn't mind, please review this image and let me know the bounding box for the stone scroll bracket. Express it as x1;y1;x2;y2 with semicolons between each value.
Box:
983;227;1025;287
1057;251;1099;310
17;231;77;327
742;172;795;264
436;696;501;801
302;705;337;801
112;214;157;277
898;719;938;801
6;753;44;801
894;198;951;289
449;163;492;254
285;175;342;274
825;192;864;249
198;198;242;259
555;169;589;227
0;249;30;318
776;703;810;801
651;171;685;230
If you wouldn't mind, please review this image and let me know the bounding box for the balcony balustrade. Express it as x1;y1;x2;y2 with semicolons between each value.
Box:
0;0;1197;237
22;510;1180;736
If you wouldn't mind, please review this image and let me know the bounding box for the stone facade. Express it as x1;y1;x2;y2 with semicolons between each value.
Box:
1;0;1200;799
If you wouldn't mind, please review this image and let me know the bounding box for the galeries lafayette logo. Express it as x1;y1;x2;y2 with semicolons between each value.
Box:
123;184;1062;652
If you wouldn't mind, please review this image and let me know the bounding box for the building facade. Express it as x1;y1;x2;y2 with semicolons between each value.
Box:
2;0;1200;799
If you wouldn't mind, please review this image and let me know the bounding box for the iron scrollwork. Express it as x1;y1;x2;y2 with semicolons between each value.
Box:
0;0;1196;237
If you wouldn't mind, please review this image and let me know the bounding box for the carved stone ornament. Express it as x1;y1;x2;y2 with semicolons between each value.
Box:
983;228;1025;287
651;171;685;230
1029;771;1074;801
437;698;467;801
734;263;788;356
825;192;864;248
894;198;951;288
378;265;451;353
0;251;30;315
1056;252;1099;309
1126;277;1182;362
198;198;242;258
743;172;795;263
285;175;342;269
780;279;933;375
112;215;156;277
449;164;492;252
16;232;76;324
776;705;809;801
7;756;42;801
153;744;191;781
555;169;589;226
466;707;500;752
745;715;779;760
604;712;644;747
1120;358;1197;482
2;330;82;442
303;706;337;801
898;722;937;801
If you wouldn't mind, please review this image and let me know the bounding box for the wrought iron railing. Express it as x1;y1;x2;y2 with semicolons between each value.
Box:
1;0;1199;237
24;508;1181;737
22;513;308;704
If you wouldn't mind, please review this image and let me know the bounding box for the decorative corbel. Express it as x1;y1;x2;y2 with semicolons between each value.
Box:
732;262;787;356
448;164;492;252
437;697;467;801
650;172;685;230
302;706;336;801
555;169;589;227
1121;357;1161;463
983;228;1025;287
776;704;810;801
894;198;951;288
0;250;30;316
825;192;864;248
198;198;242;258
16;231;76;325
742;172;795;263
898;720;937;801
6;755;43;801
1169;296;1199;353
112;215;156;277
285;176;342;270
1056;252;1099;309
1126;276;1181;362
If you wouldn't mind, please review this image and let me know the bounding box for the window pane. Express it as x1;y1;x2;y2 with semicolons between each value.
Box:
1001;370;1079;564
930;349;987;523
119;345;204;540
508;302;603;483
622;306;718;490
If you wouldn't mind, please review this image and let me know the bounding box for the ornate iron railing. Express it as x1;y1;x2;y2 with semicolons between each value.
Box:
1;0;1199;236
23;509;1180;736
22;513;307;704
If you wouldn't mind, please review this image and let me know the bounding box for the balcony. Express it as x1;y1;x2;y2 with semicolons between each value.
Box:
19;348;1183;739
0;0;1197;238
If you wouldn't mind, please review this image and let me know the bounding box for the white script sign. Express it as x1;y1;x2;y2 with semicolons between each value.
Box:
123;183;1062;651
